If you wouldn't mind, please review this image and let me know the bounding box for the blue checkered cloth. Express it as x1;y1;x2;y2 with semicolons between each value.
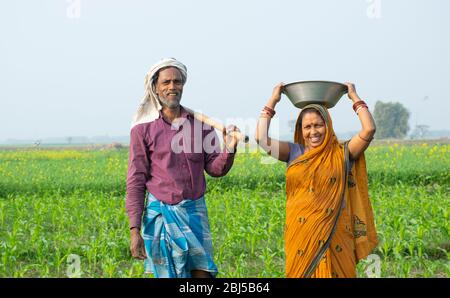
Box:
142;193;218;278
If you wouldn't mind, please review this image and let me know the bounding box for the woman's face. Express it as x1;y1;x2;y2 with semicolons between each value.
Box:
302;111;326;149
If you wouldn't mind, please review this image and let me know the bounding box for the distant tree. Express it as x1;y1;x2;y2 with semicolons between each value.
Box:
373;101;410;139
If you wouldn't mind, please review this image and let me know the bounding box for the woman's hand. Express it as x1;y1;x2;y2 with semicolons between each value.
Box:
269;82;284;105
344;82;361;102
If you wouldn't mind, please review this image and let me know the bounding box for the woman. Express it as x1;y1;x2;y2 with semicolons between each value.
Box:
255;82;378;278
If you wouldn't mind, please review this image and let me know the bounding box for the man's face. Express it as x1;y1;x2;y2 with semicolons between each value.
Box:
154;67;184;109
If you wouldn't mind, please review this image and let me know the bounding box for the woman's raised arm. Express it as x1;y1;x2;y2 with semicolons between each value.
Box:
255;83;291;162
345;82;376;160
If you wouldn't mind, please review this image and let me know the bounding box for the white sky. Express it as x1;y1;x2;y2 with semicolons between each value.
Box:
1;0;449;141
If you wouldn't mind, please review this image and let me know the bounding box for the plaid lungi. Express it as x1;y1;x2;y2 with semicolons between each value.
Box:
142;192;218;278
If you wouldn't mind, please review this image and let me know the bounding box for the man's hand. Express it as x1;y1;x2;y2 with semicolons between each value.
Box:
223;125;241;153
130;228;147;260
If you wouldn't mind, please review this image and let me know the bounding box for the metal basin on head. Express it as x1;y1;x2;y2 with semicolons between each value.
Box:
283;81;348;109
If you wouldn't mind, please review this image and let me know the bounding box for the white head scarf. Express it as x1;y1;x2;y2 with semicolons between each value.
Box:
131;58;187;128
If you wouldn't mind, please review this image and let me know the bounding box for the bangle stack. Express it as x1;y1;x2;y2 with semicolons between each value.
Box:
352;100;368;115
261;106;276;118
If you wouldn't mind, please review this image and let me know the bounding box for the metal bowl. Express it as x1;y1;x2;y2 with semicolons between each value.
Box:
283;81;348;109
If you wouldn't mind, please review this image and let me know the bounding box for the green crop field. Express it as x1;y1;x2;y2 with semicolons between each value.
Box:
0;143;449;277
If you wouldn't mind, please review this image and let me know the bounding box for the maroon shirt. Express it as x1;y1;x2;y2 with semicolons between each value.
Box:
126;106;235;229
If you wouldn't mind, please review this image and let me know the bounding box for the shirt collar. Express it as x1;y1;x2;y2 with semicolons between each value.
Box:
158;105;192;125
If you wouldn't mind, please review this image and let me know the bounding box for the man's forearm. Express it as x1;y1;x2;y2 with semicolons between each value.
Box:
126;193;145;229
205;150;235;177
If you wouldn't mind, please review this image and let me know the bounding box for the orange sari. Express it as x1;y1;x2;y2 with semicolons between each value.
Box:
285;104;377;278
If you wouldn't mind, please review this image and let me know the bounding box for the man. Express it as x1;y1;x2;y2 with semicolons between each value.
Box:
126;58;240;278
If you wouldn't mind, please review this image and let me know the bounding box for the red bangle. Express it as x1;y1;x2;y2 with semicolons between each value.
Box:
262;110;274;118
352;101;366;110
263;106;276;117
264;106;275;113
355;105;368;115
260;110;272;118
352;101;366;112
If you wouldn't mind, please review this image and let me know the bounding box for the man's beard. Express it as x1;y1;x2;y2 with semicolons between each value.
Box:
158;95;181;109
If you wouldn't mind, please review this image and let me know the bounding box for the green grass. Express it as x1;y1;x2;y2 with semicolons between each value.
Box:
0;144;448;277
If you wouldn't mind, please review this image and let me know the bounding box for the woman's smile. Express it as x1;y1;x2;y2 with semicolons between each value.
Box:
310;136;321;143
302;112;326;149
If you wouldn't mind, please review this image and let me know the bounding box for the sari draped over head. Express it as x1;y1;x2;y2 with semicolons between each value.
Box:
285;104;377;278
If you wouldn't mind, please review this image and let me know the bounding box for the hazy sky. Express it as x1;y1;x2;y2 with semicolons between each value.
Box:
1;0;449;142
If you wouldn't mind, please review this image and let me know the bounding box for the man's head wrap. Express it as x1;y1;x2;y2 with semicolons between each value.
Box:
131;58;187;128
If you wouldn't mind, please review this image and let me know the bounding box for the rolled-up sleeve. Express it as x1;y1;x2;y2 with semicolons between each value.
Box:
204;130;236;177
126;125;150;229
